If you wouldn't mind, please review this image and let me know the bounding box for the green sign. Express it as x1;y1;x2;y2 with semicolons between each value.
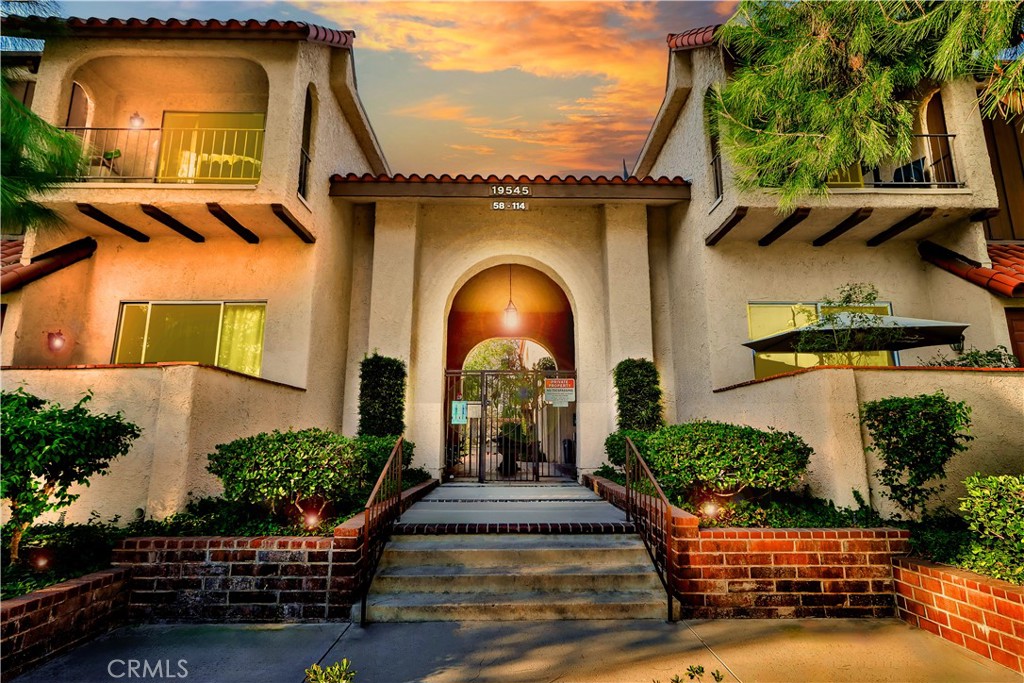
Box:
451;401;468;425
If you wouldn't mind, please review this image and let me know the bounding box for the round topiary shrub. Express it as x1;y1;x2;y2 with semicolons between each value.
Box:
207;428;361;517
644;421;813;499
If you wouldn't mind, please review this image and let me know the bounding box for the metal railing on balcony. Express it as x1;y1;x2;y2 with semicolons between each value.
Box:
827;134;962;189
63;127;264;184
624;436;675;622
359;437;404;626
297;147;312;199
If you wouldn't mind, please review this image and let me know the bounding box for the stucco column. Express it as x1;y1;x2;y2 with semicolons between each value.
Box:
366;202;419;361
145;365;199;519
602;203;655;364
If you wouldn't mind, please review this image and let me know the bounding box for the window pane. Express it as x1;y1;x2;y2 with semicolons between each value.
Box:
114;303;149;363
144;303;220;365
217;303;265;376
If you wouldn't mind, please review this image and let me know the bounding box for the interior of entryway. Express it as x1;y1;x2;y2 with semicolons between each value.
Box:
443;264;577;482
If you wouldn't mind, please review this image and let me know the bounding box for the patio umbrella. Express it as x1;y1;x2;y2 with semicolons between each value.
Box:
743;313;968;353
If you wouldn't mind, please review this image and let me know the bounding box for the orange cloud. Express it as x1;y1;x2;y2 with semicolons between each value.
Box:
448;143;496;155
301;1;722;174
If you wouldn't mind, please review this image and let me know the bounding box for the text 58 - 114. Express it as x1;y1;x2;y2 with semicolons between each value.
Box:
492;201;528;211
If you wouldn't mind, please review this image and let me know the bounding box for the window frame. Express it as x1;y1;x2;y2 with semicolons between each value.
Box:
111;299;267;374
746;300;901;378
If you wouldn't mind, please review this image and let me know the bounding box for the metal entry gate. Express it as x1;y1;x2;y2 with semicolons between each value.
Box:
444;370;577;482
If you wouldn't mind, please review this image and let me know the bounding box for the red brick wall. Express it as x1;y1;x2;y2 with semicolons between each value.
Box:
0;568;129;679
585;475;909;619
678;528;908;618
893;557;1024;673
112;479;437;622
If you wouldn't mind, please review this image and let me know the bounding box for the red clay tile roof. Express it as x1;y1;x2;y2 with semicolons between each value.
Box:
920;240;1024;298
0;237;97;293
330;173;687;186
667;24;721;51
0;16;354;48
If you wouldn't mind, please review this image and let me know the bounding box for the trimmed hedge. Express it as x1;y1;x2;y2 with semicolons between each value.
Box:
645;421;812;498
355;434;415;474
960;474;1024;552
358;353;407;437
604;429;653;467
612;358;664;432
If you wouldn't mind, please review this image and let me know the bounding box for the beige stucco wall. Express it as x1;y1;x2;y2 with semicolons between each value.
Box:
1;364;321;523
703;368;1024;515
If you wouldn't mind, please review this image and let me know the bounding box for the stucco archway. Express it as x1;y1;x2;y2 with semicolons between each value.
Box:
445;264;575;371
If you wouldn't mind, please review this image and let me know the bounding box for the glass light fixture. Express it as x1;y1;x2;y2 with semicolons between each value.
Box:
504;265;518;329
129;112;144;129
47;331;66;352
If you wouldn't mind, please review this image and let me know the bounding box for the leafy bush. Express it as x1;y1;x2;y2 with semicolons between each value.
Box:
357;353;407;437
207;429;362;517
593;463;625;485
306;660;356;683
1;389;141;562
924;345;1020;368
355;435;415;473
604;429;653;467
687;491;884;529
612;358;664;432
960;474;1024;550
861;392;972;518
645;421;812;499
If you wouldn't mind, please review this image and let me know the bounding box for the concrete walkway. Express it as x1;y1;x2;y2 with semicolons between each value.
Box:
399;482;626;524
15;618;1018;682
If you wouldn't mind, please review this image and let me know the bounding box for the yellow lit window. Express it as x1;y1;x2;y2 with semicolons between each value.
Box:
157;112;265;184
747;302;896;379
113;302;266;376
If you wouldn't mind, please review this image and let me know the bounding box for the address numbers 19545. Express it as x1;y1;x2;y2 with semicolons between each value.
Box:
490;185;531;196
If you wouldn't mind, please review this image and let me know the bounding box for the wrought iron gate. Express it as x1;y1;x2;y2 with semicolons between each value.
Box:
444;370;577;482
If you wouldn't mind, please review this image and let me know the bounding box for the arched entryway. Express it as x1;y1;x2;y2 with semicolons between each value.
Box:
444;264;577;482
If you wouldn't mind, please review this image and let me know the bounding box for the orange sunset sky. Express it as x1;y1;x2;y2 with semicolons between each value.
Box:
60;1;736;176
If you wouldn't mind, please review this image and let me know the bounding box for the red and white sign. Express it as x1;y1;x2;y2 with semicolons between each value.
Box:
544;378;576;406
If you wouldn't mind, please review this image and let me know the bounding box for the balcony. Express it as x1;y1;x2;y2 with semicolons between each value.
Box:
827;134;962;190
65;126;265;185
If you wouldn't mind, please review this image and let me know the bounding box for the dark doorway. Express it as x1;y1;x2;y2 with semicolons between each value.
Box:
1006;309;1024;366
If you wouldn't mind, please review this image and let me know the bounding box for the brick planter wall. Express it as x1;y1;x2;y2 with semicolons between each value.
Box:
112;479;437;622
584;474;909;618
0;568;130;679
893;557;1024;673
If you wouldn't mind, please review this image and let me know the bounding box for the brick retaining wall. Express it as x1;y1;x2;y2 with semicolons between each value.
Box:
0;568;129;679
893;557;1023;673
584;474;908;618
112;479;438;622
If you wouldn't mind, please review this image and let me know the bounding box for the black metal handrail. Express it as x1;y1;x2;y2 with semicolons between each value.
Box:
624;437;675;622
359;437;403;626
828;133;963;189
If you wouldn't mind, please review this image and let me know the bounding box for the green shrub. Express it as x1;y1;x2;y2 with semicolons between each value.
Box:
645;421;812;499
355;435;415;474
207;429;362;516
612;358;664;431
305;660;356;683
688;491;884;529
924;345;1020;368
1;389;141;563
604;429;653;467
357;353;407;437
960;474;1024;552
861;392;972;518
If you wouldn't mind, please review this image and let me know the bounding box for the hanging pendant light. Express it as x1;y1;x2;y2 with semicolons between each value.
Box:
504;265;519;329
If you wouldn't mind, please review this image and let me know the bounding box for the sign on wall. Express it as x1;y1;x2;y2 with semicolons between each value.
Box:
544;378;576;407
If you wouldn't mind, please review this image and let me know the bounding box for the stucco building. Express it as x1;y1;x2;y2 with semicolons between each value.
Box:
1;17;1022;522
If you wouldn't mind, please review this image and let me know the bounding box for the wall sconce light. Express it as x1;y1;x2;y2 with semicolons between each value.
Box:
949;335;965;355
129;112;144;129
46;330;66;352
503;265;519;330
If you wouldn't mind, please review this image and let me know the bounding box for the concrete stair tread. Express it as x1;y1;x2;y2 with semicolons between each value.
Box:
375;564;659;577
386;534;645;550
366;590;666;607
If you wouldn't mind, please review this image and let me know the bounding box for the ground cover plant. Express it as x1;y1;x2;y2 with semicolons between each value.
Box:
925;345;1021;368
